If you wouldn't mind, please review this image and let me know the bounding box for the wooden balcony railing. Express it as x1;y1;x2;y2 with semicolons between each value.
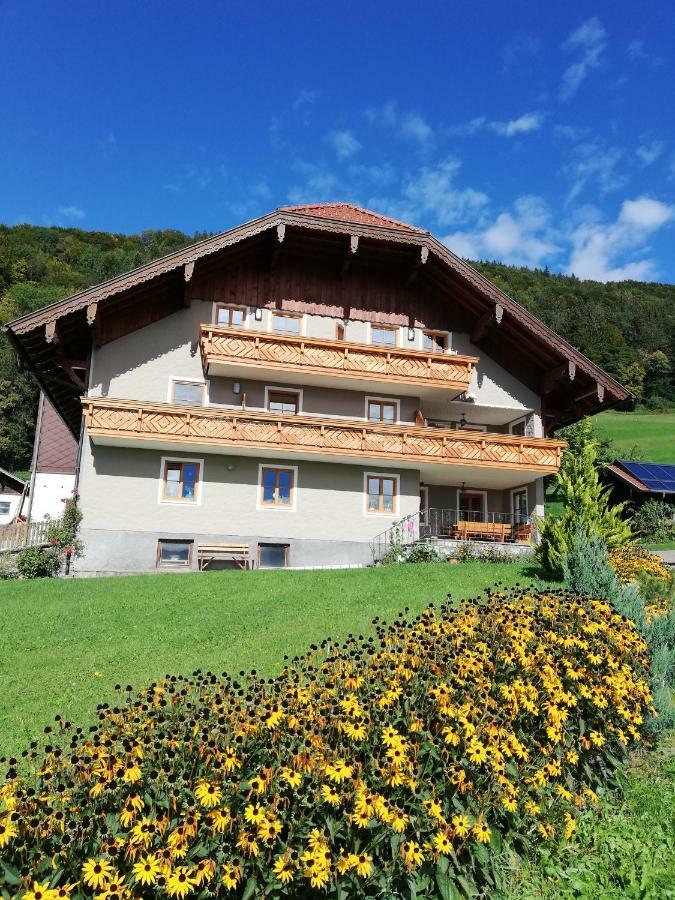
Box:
82;398;565;473
199;325;477;392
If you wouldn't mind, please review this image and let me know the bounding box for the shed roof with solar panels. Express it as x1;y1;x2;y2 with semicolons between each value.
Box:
605;460;675;498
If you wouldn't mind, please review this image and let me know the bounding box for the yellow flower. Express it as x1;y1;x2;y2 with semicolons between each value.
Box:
166;866;197;898
321;784;340;805
236;829;260;857
273;854;296;884
400;840;425;870
451;814;470;838
208;807;232;834
82;859;115;890
221;862;242;891
132;855;161;886
433;831;453;855
279;767;302;789
194;780;222;808
564;812;576;839
324;759;353;783
0;817;18;848
243;802;266;825
473;819;491;844
354;852;373;878
23;882;58;900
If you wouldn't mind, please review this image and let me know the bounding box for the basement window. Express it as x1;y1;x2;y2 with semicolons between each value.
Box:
258;543;290;568
157;539;193;568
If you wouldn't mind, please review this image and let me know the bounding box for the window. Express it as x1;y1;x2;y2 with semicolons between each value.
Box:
365;474;398;514
259;466;295;509
512;489;528;523
266;389;300;415
157;539;193;568
0;501;11;516
366;398;398;424
215;304;246;327
258;543;290;568
161;460;201;503
272;312;301;335
457;491;486;522
171;379;205;406
336;322;345;341
423;331;447;353
452;421;487;432
510;417;527;436
370;325;397;347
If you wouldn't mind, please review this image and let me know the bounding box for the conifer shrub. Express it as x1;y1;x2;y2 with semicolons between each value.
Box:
536;420;631;578
0;589;654;898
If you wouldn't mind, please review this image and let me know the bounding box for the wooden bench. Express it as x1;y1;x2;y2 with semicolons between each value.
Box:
198;543;250;571
451;521;513;542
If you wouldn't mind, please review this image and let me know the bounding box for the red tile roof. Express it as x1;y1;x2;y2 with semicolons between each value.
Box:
279;202;425;233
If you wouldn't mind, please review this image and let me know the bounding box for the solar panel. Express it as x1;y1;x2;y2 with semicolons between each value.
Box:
620;460;675;493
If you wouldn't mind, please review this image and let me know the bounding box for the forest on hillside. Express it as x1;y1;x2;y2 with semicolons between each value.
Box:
1;223;673;471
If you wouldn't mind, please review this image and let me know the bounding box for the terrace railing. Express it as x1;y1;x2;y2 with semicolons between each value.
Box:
371;507;534;561
0;519;54;552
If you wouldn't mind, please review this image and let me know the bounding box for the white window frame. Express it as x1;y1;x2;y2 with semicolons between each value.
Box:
256;463;298;512
264;385;304;415
212;302;248;327
0;499;12;516
167;376;209;406
510;487;529;519
509;416;528;435
421;329;450;353
368;322;399;348
271;311;305;337
365;395;400;424
158;456;204;506
363;471;400;517
455;488;488;516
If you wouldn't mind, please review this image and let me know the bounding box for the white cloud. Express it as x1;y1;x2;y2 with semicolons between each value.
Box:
393;157;488;227
627;39;663;68
560;17;606;101
491;111;546;137
448;112;545;138
568;197;674;281
443;196;559;266
636;139;666;167
292;89;318;110
57;205;85;220
365;102;433;147
326;129;362;160
564;142;626;203
400;113;433;145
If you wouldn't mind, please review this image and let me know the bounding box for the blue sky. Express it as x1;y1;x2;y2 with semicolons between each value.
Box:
1;0;674;282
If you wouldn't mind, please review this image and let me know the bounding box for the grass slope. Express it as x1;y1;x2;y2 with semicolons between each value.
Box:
594;410;675;463
503;733;675;899
0;561;552;758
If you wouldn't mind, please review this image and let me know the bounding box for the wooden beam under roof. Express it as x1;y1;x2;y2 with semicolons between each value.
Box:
471;303;504;343
405;246;429;287
270;224;285;269
339;235;359;278
541;359;576;395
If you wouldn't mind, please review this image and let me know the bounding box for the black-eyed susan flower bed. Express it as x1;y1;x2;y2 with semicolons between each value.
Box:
608;547;670;585
0;590;654;899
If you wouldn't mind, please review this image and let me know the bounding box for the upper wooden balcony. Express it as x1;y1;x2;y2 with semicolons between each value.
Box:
82;397;564;481
199;325;478;398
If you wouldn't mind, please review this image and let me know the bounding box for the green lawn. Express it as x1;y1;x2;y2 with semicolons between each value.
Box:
0;561;552;758
502;732;675;898
593;410;675;463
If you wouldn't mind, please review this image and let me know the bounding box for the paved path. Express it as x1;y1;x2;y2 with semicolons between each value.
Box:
653;550;675;565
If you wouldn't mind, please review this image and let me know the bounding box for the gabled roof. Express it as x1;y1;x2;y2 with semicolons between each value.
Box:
0;467;25;494
279;203;426;233
3;202;630;437
606;460;675;494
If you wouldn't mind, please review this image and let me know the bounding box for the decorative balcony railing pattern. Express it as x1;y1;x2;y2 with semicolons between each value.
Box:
83;398;565;472
200;325;477;391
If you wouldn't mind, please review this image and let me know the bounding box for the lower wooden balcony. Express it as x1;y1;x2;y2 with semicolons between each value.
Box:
200;325;478;397
82;398;565;484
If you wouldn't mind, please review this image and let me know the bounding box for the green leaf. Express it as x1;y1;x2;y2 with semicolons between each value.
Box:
241;876;258;900
435;865;462;900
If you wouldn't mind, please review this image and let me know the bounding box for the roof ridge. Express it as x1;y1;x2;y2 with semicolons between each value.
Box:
279;202;426;233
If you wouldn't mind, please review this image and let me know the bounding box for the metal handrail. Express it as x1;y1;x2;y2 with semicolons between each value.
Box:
370;507;534;561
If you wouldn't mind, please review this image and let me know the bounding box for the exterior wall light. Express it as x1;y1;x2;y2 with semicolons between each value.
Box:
233;382;241;394
408;328;415;341
254;307;263;321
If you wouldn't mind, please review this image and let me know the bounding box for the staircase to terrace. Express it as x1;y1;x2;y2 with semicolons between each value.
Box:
370;508;535;562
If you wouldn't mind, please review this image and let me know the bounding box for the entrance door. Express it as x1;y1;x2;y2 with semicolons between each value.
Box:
459;491;485;522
